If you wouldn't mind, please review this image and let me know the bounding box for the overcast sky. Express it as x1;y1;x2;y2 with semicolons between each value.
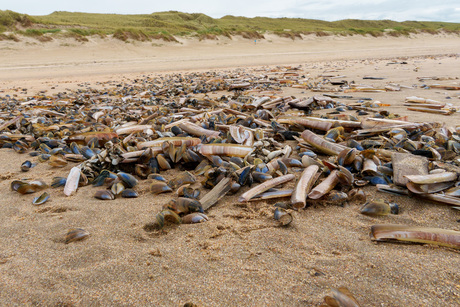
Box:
3;0;460;22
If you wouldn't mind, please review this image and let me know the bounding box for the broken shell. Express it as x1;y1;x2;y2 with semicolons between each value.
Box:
301;130;349;156
165;197;203;214
337;148;358;166
404;172;457;185
150;181;173;195
48;155;68;167
323;287;361;307
65;228;90;244
321;190;349;205
156;209;182;229
15;180;48;194
51;177;67;188
168;171;196;189
92;169;117;187
21;160;33;172
182;212;209;224
348;189;366;204
360;199;399;216
32;191;50;205
274;208;293;226
177;186;200;199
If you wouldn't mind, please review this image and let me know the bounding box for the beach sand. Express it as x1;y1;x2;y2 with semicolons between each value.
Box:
0;33;459;306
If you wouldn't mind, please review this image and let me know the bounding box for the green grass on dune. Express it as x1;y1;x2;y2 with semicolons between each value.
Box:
1;10;459;42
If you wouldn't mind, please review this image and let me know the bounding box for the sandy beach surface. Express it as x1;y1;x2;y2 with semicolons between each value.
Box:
0;33;460;306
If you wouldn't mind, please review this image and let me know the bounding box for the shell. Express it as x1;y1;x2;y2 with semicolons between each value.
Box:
21;160;33;172
150;181;173;195
117;172;138;188
291;165;319;209
370;224;460;249
51;177;67;188
239;174;295;202
199;144;253;158
65;228;90;244
308;170;339;200
32;191;50;205
164;197;203;214
360;200;399;216
168;171;196;189
121;189;139;198
274;208;293;226
64;166;81;196
156;209;182;229
15;180;48;194
182;212;209;224
94;190;115;200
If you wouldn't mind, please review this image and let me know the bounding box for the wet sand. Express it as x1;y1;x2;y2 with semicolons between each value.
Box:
0;34;460;306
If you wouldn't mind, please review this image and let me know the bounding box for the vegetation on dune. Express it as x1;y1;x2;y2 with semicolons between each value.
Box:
0;10;34;31
0;10;459;43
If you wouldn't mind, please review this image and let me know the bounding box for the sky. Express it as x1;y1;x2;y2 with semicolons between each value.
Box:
3;0;460;22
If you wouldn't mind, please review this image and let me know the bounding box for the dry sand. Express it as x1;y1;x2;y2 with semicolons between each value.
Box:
0;34;460;306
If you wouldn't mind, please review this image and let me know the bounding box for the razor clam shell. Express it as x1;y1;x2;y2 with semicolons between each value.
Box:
291;165;319;209
418;193;460;206
445;186;460;197
376;184;409;196
199;144;254;158
404;172;458;184
114;124;152;135
136;137;201;150
301;130;349;156
362;158;378;176
179;122;221;138
250;189;293;201
277;116;333;131
370;224;460;249
406;181;455;194
308;170;339;200
238;174;295;202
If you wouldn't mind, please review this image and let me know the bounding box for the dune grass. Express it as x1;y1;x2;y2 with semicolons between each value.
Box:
1;10;460;42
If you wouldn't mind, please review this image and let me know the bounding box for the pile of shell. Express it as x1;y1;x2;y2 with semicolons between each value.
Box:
2;67;459;248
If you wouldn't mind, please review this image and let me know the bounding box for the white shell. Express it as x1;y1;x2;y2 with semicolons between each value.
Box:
64;166;81;196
